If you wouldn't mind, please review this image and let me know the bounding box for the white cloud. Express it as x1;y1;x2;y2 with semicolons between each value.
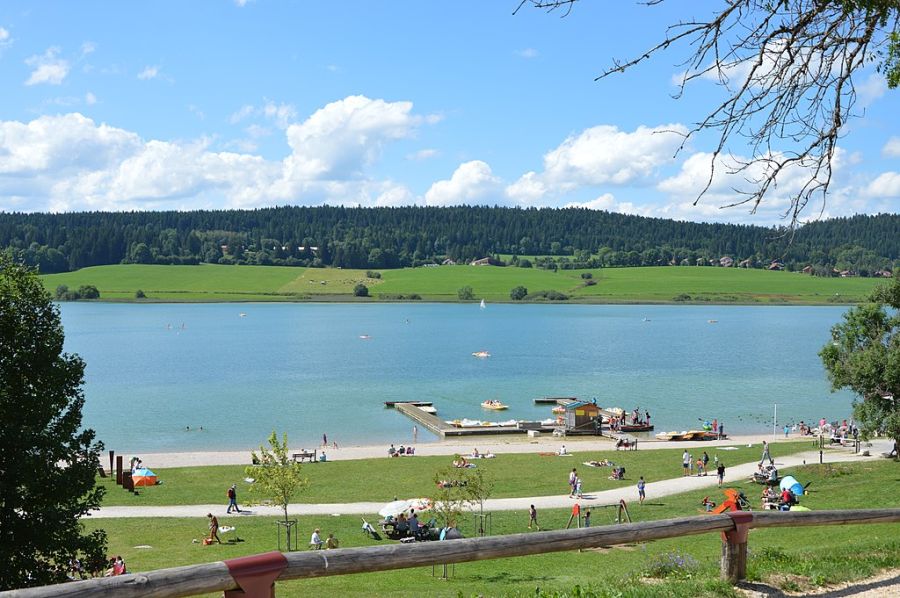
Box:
137;65;160;80
407;148;439;161
883;137;900;158
856;72;887;107
24;47;70;86
425;160;501;206
234;0;252;6
564;193;617;211
865;172;900;198
230;104;255;124
0;26;10;44
516;48;539;59
506;124;687;203
245;124;271;138
0;96;437;211
81;41;96;57
262;101;297;128
85;92;97;105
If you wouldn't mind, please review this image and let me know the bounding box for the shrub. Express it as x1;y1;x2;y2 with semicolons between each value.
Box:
581;272;593;279
526;290;569;301
583;279;597;287
673;293;692;302
353;284;369;297
510;286;528;301
644;550;700;580
55;285;69;299
366;270;382;279
518;259;532;268
135;289;146;299
458;286;475;300
77;285;100;299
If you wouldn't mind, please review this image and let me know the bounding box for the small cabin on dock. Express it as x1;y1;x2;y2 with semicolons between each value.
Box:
564;401;602;433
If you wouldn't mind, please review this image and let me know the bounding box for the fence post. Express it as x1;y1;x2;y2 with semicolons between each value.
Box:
720;511;753;583
116;455;123;485
224;551;287;598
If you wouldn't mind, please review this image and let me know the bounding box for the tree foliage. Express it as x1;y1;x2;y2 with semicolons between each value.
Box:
510;285;529;300
820;274;900;443
245;431;309;524
0;256;106;589
430;460;494;529
518;0;900;225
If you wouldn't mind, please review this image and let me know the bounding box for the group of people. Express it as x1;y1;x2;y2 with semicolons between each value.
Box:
681;450;726;485
567;467;583;498
761;486;799;510
309;528;339;549
607;408;650;430
382;509;428;541
388;444;416;457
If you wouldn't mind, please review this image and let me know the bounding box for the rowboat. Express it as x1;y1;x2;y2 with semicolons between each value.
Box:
481;400;508;410
620;423;654;433
472;350;491;358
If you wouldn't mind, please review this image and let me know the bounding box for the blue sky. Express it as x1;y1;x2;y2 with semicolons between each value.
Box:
0;1;897;224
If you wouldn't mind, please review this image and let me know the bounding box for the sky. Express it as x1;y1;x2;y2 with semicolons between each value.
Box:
0;0;898;225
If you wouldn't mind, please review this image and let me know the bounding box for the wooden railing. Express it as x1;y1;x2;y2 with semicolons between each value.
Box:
5;508;900;598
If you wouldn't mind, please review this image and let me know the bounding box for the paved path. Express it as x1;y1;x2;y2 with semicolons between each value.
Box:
89;441;892;519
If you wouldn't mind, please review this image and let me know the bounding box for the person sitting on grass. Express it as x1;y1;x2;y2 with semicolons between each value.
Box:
310;528;323;549
207;513;222;544
325;533;339;549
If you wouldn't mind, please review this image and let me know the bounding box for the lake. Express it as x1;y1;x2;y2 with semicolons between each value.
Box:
58;302;856;453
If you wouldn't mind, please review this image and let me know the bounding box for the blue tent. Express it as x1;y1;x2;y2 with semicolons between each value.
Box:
779;475;804;497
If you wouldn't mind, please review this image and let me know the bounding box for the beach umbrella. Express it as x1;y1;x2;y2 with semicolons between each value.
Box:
378;498;431;519
132;467;158;487
779;475;804;497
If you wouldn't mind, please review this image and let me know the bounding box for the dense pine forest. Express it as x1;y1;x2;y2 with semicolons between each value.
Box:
1;206;897;275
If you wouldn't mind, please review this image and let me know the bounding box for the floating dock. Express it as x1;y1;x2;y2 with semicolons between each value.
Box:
394;403;536;437
384;401;433;408
533;397;578;405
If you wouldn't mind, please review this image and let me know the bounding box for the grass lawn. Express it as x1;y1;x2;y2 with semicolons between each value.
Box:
98;441;816;507
40;264;886;304
84;459;900;597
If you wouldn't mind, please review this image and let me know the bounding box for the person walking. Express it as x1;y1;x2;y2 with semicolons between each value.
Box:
688;453;694;476
696;456;705;477
568;468;577;497
575;476;583;499
226;484;241;513
760;441;772;465
637;476;646;505
717;462;726;488
207;513;222;544
528;504;541;530
682;450;690;476
702;451;710;474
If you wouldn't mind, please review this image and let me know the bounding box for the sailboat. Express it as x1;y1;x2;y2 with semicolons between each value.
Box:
480;299;486;309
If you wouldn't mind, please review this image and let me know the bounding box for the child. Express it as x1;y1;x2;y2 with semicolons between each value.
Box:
696;457;705;477
528;504;540;530
584;508;591;528
637;476;646;505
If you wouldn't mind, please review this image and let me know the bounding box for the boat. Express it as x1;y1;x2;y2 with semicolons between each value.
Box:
551;406;566;414
708;319;718;324
655;431;685;441
480;299;486;309
420;406;437;415
359;335;371;340
472;350;491;358
620;423;654;433
239;312;247;318
481;400;508;410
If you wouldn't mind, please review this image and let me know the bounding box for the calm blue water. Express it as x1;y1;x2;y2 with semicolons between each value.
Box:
58;303;855;452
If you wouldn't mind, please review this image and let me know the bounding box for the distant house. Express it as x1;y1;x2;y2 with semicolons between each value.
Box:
470;257;492;266
839;270;855;278
739;258;753;268
719;256;734;268
563;401;602;433
801;265;814;274
298;246;319;252
768;261;784;271
875;269;893;278
442;258;457;266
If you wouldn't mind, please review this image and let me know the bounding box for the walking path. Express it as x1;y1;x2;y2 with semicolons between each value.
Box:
89;440;892;519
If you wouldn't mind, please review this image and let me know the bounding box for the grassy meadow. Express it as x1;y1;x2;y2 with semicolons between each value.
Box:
41;263;887;304
85;458;900;597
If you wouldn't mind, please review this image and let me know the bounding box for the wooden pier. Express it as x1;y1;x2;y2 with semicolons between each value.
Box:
394;403;528;437
384;401;433;408
533;397;577;405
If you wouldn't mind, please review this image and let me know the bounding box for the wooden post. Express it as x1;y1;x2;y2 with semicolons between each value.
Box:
720;511;752;583
115;455;123;485
108;450;114;477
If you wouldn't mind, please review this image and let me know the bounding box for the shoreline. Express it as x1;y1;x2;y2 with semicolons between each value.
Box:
135;433;810;468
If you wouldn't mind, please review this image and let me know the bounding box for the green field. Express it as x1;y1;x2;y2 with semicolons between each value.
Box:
41;264;886;304
84;459;900;597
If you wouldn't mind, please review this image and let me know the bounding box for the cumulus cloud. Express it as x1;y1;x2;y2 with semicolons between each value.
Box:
425;161;502;206
516;48;539;59
229;100;296;128
506;124;687;203
0;26;10;44
25;47;70;86
81;41;96;57
137;65;160;80
883;137;900;158
865;172;900;198
0;96;438;212
85;92;97;105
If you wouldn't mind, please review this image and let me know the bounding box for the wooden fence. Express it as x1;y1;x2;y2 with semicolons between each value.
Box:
5;508;900;598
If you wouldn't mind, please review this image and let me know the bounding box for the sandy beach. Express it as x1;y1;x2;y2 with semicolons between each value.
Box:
136;433;804;468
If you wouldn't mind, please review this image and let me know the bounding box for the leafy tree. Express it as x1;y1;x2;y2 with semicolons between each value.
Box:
519;0;900;225
0;257;106;589
820;275;900;444
458;286;475;300
510;285;528;301
245;431;309;524
353;283;369;297
55;284;69;299
77;285;100;300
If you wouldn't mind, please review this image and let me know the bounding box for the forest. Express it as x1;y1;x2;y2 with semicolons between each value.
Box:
1;206;897;275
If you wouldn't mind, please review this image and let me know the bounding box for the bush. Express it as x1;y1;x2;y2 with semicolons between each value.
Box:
510;286;528;301
581;272;593;279
458;286;475;300
55;285;69;299
583;279;597;287
135;289;146;299
526;290;569;301
378;293;421;300
673;293;692;302
518;259;532;268
77;285;100;299
366;270;382;279
353;284;369;297
644;550;700;580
